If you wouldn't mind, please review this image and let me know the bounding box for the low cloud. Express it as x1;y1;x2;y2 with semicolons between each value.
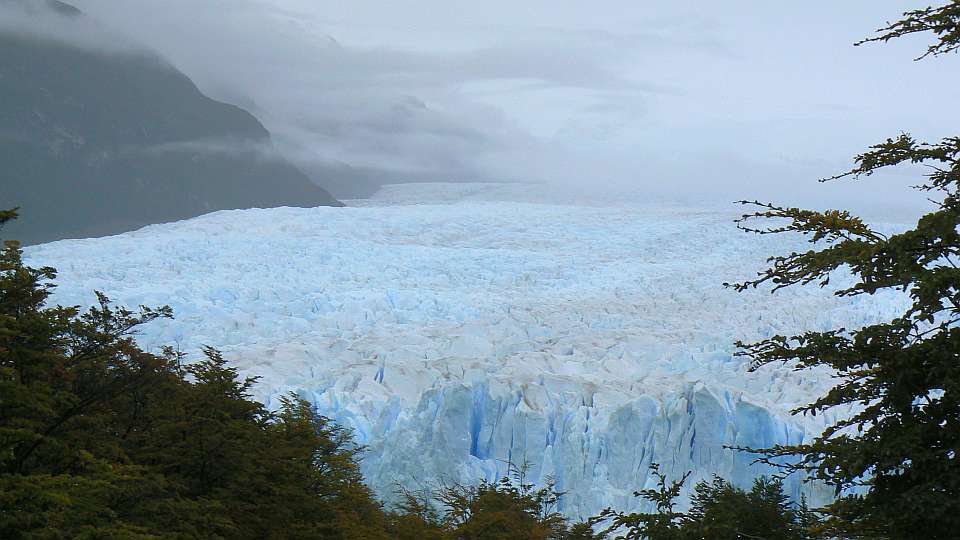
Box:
33;0;960;215
0;0;143;56
137;137;286;162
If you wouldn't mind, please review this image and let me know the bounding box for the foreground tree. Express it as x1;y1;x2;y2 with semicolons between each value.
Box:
2;208;582;538
591;464;818;540
0;209;391;538
393;463;572;540
684;476;813;540
596;464;690;540
731;3;960;538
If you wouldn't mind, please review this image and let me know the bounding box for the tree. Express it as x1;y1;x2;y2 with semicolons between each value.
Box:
0;209;188;538
730;3;960;538
591;465;818;540
387;487;448;540
435;463;570;540
594;463;691;540
0;210;393;538
685;476;810;540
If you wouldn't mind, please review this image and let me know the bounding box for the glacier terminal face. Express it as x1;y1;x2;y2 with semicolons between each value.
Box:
24;183;906;518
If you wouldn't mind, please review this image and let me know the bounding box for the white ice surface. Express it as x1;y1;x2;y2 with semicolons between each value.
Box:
25;183;907;518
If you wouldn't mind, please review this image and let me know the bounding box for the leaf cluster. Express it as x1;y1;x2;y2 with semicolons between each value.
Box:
391;463;574;540
0;230;391;538
728;4;960;538
856;1;960;59
587;464;822;540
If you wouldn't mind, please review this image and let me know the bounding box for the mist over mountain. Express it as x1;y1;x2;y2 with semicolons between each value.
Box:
60;0;960;221
0;0;340;245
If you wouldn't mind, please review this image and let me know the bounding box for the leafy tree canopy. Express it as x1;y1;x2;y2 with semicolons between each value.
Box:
729;2;960;538
0;214;390;538
587;464;821;540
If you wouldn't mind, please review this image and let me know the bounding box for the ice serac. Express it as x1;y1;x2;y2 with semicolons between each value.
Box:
23;183;906;518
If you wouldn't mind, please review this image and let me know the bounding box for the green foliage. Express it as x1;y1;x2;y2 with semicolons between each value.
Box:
591;464;821;540
856;1;960;59
412;463;571;540
387;488;448;540
730;4;960;538
685;476;809;540
0;217;390;538
596;464;691;540
0;208;17;229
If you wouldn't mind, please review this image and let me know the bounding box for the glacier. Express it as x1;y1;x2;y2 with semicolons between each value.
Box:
23;183;907;519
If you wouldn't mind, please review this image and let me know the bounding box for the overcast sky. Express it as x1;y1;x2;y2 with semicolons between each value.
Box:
63;1;960;215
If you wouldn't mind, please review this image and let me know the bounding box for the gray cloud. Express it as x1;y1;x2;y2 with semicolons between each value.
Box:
0;0;143;55
136;137;286;162
48;0;960;215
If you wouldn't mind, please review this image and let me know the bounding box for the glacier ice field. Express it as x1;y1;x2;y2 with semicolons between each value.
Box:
24;183;908;518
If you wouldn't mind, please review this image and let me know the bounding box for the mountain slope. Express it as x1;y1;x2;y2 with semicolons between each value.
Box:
0;0;340;245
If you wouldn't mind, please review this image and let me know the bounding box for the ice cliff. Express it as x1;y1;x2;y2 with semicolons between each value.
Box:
24;183;907;518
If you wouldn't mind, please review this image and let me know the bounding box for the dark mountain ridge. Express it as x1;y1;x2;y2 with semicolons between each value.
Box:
0;0;341;245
